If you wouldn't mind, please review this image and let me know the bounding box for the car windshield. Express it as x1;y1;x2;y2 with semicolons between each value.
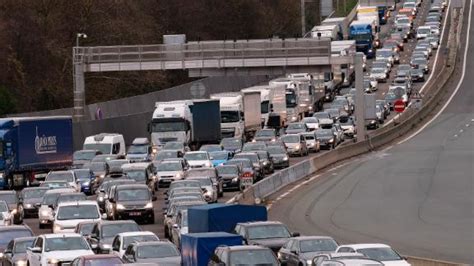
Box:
157;162;182;172
163;142;184;150
184;153;208;161
397;18;410;24
358;247;403;261
300;239;338;253
256;130;275;137
151;121;186;133
385;93;397;100
313;112;329;119
154;151;177;161
302;117;318;123
136;244;179;259
124;170;147;182
226;159;252;168
0;202;8;212
57;205;99;220
190;178;212;186
84;258;123;266
281;135;299;143
303;134;315;140
101;223;140;238
266;146;286;154
0;230;32;245
123;235;159;249
288;123;304;130
338;117;354;125
256;152;269;159
221;111;241;123
83;144;111;154
372;68;385;74
413;59;427;64
234;154;258;163
377;50;392;57
216;166;238;175
128;145;148;154
89;163;107;172
57;194;87;204
229;250;278;265
23;189;47;199
42;193;61;205
117;188;150;201
243;143;266;151
41;182;69;189
247;224;291;240
187;169;216;178
316;130;333;137
74;170;91;181
78;223;95;236
418;28;431;34
74;151;97;161
209;151;228;160
221;138;242;149
14;239;35;253
47;172;74;182
45;237;89;251
169;182;200;190
200;145;222;152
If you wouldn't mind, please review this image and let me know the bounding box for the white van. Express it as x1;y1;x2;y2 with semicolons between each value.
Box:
83;133;126;155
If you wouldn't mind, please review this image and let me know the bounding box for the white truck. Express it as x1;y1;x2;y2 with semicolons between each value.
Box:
269;78;309;123
310;25;340;41
149;99;221;149
321;17;345;40
364;93;378;129
266;84;287;130
287;73;326;114
210;91;261;141
241;86;271;127
331;40;357;88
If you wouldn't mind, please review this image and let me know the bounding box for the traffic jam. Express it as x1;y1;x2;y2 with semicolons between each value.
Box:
0;0;447;265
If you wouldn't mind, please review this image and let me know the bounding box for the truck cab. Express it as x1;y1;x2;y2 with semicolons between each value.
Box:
126;138;152;162
241;86;271;127
349;20;377;58
210;93;244;140
270;78;304;123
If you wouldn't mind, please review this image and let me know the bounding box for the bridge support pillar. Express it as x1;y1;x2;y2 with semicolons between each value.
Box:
73;62;85;122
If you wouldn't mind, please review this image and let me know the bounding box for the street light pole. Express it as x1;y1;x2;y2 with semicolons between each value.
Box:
301;0;306;37
76;33;87;48
73;33;87;122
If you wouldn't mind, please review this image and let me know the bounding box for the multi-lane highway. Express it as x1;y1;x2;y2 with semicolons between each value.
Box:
269;2;474;264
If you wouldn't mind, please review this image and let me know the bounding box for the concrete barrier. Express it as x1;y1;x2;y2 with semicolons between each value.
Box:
406;256;466;266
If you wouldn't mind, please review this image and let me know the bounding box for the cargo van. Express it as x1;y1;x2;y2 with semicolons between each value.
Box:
83;133;126;155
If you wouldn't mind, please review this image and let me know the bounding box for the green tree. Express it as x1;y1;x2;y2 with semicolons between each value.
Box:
0;86;16;116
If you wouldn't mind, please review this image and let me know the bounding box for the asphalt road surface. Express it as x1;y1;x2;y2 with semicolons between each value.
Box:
269;3;474;264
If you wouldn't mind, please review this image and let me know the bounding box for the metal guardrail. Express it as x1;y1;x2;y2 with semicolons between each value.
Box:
74;39;331;68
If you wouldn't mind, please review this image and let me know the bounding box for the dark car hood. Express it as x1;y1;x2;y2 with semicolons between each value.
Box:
118;200;150;208
219;174;239;179
248;238;289;249
318;136;333;141
255;136;273;141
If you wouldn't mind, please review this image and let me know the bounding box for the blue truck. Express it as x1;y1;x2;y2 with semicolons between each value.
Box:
188;203;267;233
349;19;378;58
181;232;242;266
0;116;73;189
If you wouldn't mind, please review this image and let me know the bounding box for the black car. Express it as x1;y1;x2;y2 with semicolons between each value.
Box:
220;138;243;154
0;191;22;224
96;179;135;212
253;129;278;142
216;165;242;191
19;187;49;218
209;245;278;266
233;221;299;253
88;220;141;254
0;226;34;257
1;236;35;266
315;129;336;150
254;150;274;174
107;184;156;224
410;68;425;82
266;146;290;169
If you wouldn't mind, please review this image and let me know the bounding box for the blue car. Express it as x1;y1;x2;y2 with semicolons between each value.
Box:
209;151;231;167
73;169;95;195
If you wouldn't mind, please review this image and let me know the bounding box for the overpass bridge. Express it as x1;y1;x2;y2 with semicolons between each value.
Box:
72;38;352;120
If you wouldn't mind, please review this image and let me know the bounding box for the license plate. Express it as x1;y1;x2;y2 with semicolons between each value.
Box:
241;177;253;186
129;212;141;216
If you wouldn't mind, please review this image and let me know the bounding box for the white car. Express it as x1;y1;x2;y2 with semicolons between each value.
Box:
0;211;12;226
45;170;80;192
417;26;432;39
27;233;94;266
171;209;188;248
336;243;411;266
53;201;103;233
156;160;186;187
301;117;319;130
38;188;76;229
183;151;213;168
187;176;218;203
111;231;159;258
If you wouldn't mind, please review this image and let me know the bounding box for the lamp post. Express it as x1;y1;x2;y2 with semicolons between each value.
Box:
76;33;87;47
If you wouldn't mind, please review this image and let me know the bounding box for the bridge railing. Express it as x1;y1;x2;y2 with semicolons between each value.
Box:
73;38;331;66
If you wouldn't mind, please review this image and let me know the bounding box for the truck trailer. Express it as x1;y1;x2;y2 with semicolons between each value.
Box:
0;116;73;189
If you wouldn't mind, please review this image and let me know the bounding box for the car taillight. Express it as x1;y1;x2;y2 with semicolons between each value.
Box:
242;172;253;177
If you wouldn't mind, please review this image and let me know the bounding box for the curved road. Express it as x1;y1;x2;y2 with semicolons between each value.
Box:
269;3;474;264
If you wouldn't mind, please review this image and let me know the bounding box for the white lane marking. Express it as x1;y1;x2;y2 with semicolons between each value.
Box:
384;3;452;127
398;0;473;145
454;134;458;138
459;129;464;133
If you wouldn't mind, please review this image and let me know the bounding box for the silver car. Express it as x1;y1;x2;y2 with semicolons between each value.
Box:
278;236;339;266
280;134;308;157
122;241;181;264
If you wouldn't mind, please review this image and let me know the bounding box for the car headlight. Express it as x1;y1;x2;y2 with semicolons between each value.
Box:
329;139;334;143
308;106;313;110
48;258;59;264
0;252;3;258
25;203;32;208
83;181;90;186
295;144;301;150
116;204;126;210
175;172;183;179
40;209;51;217
15;259;27;266
283;156;289;161
0;172;3;179
307;259;313;265
205;162;212;167
53;223;63;232
205;190;213;197
144;202;153;209
309;142;315;147
262;161;268;166
98;196;104;202
232;177;238;182
99;174;105;178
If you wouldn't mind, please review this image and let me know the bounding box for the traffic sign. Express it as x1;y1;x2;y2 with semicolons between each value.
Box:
394;100;406;113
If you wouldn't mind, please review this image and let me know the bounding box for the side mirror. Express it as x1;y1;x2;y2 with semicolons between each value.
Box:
108;198;115;203
29;247;41;253
34;203;41;208
90;243;98;250
124;254;134;262
292;232;300;237
291;249;299;255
